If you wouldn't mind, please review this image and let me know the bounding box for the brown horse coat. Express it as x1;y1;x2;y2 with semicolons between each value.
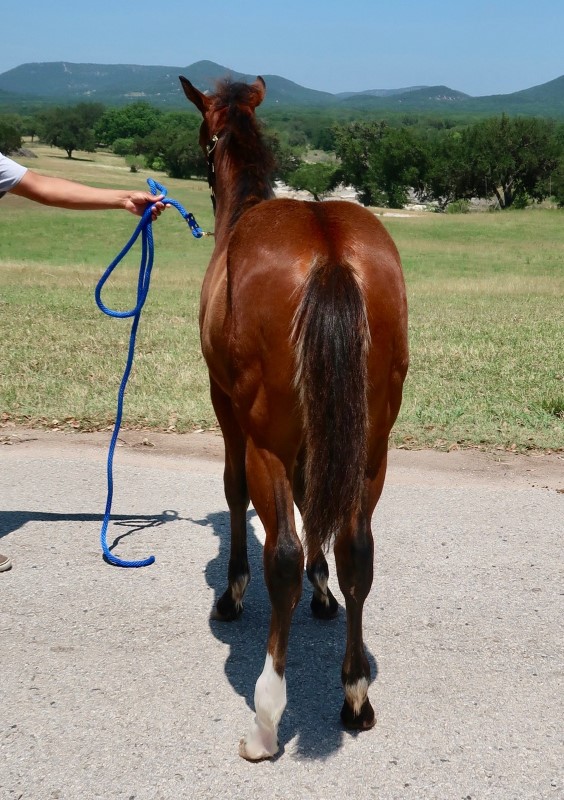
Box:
180;74;408;760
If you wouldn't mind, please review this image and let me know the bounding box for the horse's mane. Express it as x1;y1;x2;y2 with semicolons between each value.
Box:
211;79;275;225
213;78;261;112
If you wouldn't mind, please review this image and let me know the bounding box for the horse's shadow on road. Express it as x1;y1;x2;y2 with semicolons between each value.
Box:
198;508;378;761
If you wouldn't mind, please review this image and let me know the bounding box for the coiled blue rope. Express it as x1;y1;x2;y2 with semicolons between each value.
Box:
96;178;204;567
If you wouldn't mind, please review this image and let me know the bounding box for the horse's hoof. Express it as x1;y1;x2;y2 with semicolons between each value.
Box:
310;589;339;620
340;698;376;730
211;590;243;621
239;725;279;761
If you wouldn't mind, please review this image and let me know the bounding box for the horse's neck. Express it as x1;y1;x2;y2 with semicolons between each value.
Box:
213;156;274;242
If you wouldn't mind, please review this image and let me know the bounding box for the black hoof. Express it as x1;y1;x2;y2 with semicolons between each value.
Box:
310;589;339;620
211;589;243;621
340;698;376;730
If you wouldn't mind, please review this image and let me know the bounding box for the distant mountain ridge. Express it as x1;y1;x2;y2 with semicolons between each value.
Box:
0;60;563;117
336;86;429;99
0;60;336;108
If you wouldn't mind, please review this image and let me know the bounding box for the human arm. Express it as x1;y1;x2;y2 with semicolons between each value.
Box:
10;169;165;219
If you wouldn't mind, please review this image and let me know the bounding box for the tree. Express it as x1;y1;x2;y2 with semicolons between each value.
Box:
111;137;137;156
264;129;301;182
460;115;560;208
419;130;468;210
287;162;339;200
95;102;162;146
262;109;336;152
333;121;388;206
334;121;426;207
0;115;22;153
142;112;205;179
20;114;39;142
551;158;564;207
372;127;427;208
38;104;104;159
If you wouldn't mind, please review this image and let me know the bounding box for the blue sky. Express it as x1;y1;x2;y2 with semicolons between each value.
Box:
3;0;563;96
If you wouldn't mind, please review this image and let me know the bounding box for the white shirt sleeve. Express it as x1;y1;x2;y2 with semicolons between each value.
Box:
0;152;28;197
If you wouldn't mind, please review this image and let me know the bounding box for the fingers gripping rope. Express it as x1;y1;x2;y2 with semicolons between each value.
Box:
95;179;204;568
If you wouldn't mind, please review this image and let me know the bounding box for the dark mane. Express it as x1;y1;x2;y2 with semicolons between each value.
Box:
211;79;275;227
213;78;260;110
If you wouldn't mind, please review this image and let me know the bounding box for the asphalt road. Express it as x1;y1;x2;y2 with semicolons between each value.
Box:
1;430;562;800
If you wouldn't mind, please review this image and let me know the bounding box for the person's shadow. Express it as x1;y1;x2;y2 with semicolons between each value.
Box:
197;508;378;760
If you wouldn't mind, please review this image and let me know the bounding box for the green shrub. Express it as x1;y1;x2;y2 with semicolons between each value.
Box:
446;199;470;214
112;137;136;156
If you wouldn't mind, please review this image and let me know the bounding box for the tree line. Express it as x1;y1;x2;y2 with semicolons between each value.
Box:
1;101;563;210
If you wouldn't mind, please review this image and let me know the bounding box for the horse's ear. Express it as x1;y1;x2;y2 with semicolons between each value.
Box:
179;75;211;115
249;76;266;109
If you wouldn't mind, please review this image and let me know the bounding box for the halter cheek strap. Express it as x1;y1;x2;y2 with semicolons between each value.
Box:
206;133;221;213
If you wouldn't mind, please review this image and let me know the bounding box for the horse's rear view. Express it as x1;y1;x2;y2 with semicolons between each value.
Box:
180;74;409;760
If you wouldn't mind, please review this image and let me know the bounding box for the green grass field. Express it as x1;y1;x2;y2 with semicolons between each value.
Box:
1;145;563;452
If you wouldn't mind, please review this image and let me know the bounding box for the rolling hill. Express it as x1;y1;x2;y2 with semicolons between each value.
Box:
0;60;336;108
0;60;563;117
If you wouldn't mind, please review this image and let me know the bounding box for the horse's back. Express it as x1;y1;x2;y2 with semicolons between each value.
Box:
228;197;403;301
231;198;401;275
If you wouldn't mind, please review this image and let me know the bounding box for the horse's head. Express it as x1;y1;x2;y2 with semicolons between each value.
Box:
179;75;266;156
178;75;273;223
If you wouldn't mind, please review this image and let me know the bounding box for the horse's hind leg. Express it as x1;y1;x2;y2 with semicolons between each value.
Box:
334;518;375;730
334;446;388;730
293;457;339;620
306;551;339;619
239;439;304;760
210;379;250;620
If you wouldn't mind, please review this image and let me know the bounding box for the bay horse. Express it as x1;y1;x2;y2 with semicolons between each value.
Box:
180;75;409;760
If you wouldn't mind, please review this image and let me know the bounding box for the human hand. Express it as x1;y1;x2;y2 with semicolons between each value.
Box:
125;192;167;220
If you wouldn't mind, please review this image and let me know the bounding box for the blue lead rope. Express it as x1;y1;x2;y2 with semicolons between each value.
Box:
96;178;204;568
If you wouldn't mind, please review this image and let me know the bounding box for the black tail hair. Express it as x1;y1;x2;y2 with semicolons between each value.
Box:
292;260;370;554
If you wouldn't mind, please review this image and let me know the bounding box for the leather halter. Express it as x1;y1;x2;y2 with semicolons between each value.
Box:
205;133;220;214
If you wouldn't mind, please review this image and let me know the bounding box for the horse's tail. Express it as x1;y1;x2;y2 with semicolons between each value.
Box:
292;259;371;555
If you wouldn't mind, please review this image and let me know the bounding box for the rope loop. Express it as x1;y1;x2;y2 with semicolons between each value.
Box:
96;179;204;568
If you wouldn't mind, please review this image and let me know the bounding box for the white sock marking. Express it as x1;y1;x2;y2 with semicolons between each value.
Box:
315;573;328;595
345;677;369;716
239;653;286;760
231;574;249;612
